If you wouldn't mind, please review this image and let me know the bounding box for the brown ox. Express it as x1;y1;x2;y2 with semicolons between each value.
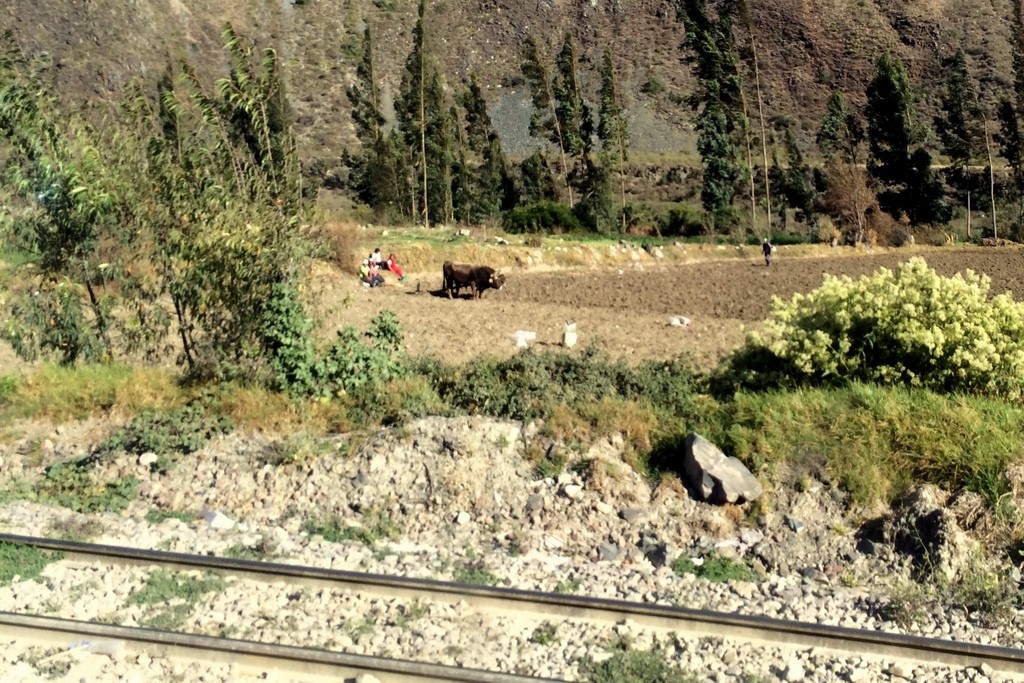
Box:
442;261;506;299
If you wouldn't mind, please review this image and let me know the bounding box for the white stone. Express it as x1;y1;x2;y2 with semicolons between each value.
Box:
201;510;235;530
544;535;564;549
138;452;158;467
454;512;471;525
562;484;583;500
784;657;805;682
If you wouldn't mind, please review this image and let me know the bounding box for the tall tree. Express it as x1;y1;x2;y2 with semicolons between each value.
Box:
346;26;382;148
421;74;454;225
770;128;815;232
865;52;917;217
997;99;1024;238
396;0;430;225
459;76;513;222
598;49;630;231
734;0;773;237
553;33;589;159
679;0;745;228
816;91;863;164
217;24;302;210
935;50;981;230
521;35;573;206
817;91;871;242
345;26;407;219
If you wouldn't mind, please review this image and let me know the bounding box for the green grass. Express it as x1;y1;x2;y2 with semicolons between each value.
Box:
128;569;227;606
690;383;1024;508
452;560;499;586
671;554;758;583
581;645;694;683
529;621;559;645
144;509;194;525
301;509;401;546
0;364;184;423
0;541;63;586
127;569;227;629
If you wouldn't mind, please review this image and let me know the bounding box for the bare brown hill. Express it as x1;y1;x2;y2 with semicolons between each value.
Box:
0;0;1016;163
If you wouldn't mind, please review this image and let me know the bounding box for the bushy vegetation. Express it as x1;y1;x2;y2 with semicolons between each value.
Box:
127;569;227;629
0;541;62;586
717;258;1024;399
0;26;314;382
301;509;401;547
670;553;758;582
502;200;583;234
580;643;693;683
94;399;234;470
39;459;138;513
692;383;1024;507
421;346;698;422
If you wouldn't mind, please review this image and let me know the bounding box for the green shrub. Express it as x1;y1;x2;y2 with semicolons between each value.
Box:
39;459;138;513
581;645;692;683
453;560;499;586
656;203;705;237
301;509;400;546
260;283;317;396
94;400;233;470
502;201;583;234
423;347;698;422
671;554;758;582
0;541;63;586
316;311;406;397
128;569;227;629
717;257;1024;400
0;375;17;404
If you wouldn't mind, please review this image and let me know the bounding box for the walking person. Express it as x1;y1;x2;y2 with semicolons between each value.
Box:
762;237;773;267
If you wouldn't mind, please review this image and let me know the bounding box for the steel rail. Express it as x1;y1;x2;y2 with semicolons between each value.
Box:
4;533;1024;674
0;612;563;682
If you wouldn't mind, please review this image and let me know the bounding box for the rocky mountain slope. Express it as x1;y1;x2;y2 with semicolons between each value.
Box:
0;0;1015;162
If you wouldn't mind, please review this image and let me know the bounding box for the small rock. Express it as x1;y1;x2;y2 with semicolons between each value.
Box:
846;669;870;683
458;228;471;237
544;536;564;550
526;495;545;512
888;663;912;679
597;543;620;562
40;439;55;456
355;675;382;683
454;512;471;525
562;484;583;500
856;538;879;555
786;517;806;533
642;542;670;568
138;452;159;468
619;508;647;524
784;657;805;682
201;510;235;530
740;529;764;545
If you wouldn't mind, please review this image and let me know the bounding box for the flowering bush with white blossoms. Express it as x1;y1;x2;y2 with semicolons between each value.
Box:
727;257;1024;399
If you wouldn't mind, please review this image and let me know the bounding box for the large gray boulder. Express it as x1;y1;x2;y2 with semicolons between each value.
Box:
682;433;763;504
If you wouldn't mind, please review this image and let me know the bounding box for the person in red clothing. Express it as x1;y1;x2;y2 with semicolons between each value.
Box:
386;253;407;281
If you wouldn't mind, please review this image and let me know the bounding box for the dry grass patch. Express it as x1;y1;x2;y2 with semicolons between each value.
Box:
214;384;352;434
1;365;184;422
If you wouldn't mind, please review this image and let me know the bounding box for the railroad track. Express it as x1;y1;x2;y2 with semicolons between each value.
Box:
3;533;1024;677
2;611;561;682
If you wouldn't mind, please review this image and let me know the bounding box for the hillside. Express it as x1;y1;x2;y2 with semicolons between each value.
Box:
0;0;1017;164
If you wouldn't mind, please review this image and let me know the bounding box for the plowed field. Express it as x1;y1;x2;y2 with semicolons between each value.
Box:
322;246;1024;370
